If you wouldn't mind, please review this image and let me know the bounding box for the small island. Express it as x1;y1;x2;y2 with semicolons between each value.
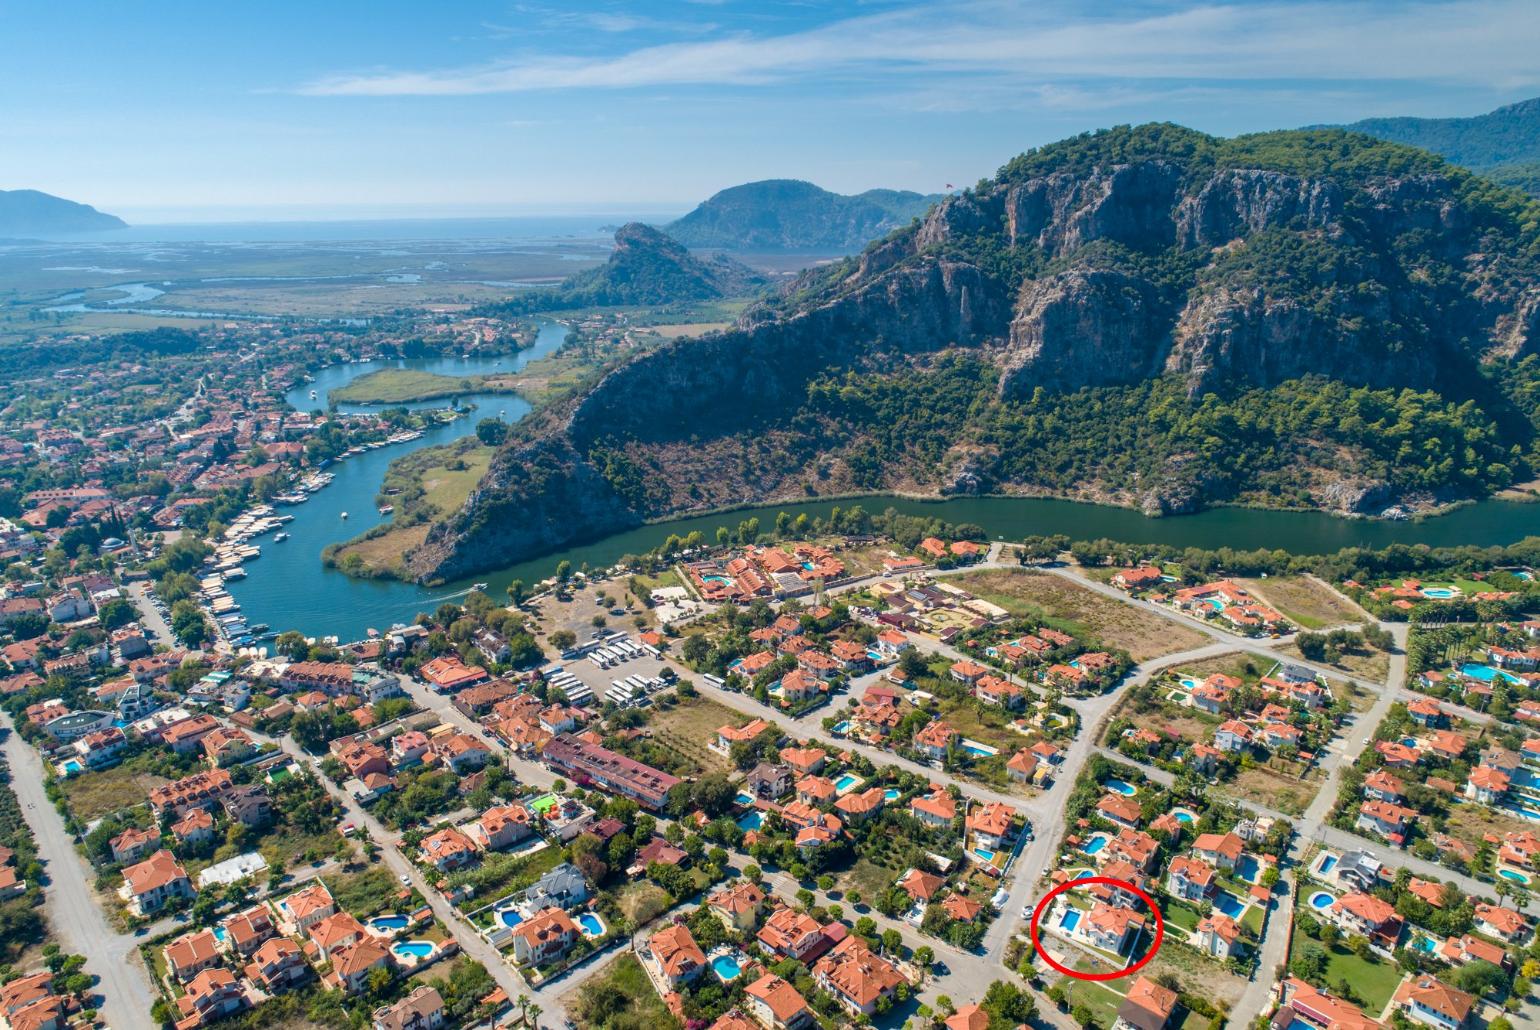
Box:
328;368;518;405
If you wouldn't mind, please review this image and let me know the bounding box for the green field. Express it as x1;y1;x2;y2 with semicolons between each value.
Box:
330;368;518;404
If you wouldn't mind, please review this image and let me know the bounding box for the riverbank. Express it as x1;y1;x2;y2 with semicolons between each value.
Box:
322;436;492;578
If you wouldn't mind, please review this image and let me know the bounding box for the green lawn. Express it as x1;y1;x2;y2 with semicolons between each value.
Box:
1066;973;1125;1029
1164;899;1202;932
1241;903;1265;936
1291;937;1404;1013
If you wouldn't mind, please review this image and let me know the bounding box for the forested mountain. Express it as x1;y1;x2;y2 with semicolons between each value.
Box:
665;179;941;252
0;189;125;235
1334;97;1540;196
477;222;764;315
408;124;1540;583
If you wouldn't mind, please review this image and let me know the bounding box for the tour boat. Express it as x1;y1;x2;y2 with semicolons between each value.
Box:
339;511;349;520
377;505;394;515
274;532;289;542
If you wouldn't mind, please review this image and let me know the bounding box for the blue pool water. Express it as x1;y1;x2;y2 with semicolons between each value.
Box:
1179;676;1201;690
1308;892;1335;910
1421;587;1459;598
711;955;743;980
734;792;754;806
960;740;998;757
1173;810;1195;824
1082;835;1108;855
1104;779;1137;796
1059;910;1081;931
1411;936;1438;954
831;721;851;735
1213;892;1245;918
1235;856;1259;882
393;941;434;960
1500;869;1531;884
1461;663;1522;685
974;847;996;861
702;574;733;585
834;773;861;791
211;926;227;943
369;914;409;933
579;913;605;936
497;909;524;928
884;788;900;802
1400;736;1419;747
61;759;83;774
1318;856;1337;874
736;811;764;831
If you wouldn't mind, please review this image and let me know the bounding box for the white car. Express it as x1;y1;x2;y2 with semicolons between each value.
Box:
399;873;412;885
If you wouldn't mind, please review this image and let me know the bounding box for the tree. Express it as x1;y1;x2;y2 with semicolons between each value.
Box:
476;418;508;446
549;629;577;650
555;560;572;583
981;980;1036;1030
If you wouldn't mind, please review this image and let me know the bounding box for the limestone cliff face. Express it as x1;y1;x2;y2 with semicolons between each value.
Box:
407;125;1540;581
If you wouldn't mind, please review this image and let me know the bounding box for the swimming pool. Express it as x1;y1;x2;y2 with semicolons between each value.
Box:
974;847;996;862
211;925;227;944
1460;663;1522;685
960;739;998;758
884;788;900;802
736;811;764;831
496;908;524;928
703;574;734;585
1235;856;1259;883
1411;936;1438;954
831;721;851;735
1420;586;1459;599
578;913;606;937
1213;892;1245;918
1082;834;1108;855
1500;868;1531;884
1308;892;1336;911
368;914;409;934
834;773;863;792
1317;855;1337;875
1178;676;1201;690
734;792;754;806
1172;809;1196;825
1059;910;1081;931
711;954;743;981
392;941;434;960
61;759;83;775
1104;779;1137;796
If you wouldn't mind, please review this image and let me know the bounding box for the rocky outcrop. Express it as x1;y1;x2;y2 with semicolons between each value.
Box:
409;124;1540;581
1000;269;1168;396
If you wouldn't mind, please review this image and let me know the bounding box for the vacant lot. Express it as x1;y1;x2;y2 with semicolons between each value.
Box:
63;765;168;822
949;569;1206;661
566;952;680;1030
1224;764;1321;817
1277;641;1390;684
1445;798;1537;849
1170;652;1262;682
649;695;758;771
1238;576;1366;630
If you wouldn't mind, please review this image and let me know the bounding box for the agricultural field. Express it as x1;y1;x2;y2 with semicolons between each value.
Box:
947;569;1206;661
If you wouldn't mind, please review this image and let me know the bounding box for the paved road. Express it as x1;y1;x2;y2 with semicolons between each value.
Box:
1;715;158;1030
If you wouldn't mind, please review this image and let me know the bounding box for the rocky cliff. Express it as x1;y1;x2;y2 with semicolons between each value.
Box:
407;124;1540;582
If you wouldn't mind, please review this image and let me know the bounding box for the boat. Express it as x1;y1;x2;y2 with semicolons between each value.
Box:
472;582;488;592
377;505;394;515
340;511;349;520
250;623;269;635
274;532;289;542
309;388;318;399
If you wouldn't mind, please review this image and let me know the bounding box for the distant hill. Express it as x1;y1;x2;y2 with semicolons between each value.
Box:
0;189;125;235
477;222;765;314
1333;98;1540;195
665;179;942;252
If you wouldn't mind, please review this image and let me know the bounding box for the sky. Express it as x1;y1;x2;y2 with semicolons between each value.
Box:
4;0;1540;222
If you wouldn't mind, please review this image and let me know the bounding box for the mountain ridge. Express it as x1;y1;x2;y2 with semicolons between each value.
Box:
1329;97;1540;196
406;124;1540;583
665;178;942;252
0;189;126;235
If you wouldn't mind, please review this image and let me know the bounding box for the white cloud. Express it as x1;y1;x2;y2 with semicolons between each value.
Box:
298;0;1540;97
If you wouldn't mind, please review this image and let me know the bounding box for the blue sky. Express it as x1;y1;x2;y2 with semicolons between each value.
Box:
4;0;1539;222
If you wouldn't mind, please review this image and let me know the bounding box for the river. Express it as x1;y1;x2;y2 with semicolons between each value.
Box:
226;330;1540;642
